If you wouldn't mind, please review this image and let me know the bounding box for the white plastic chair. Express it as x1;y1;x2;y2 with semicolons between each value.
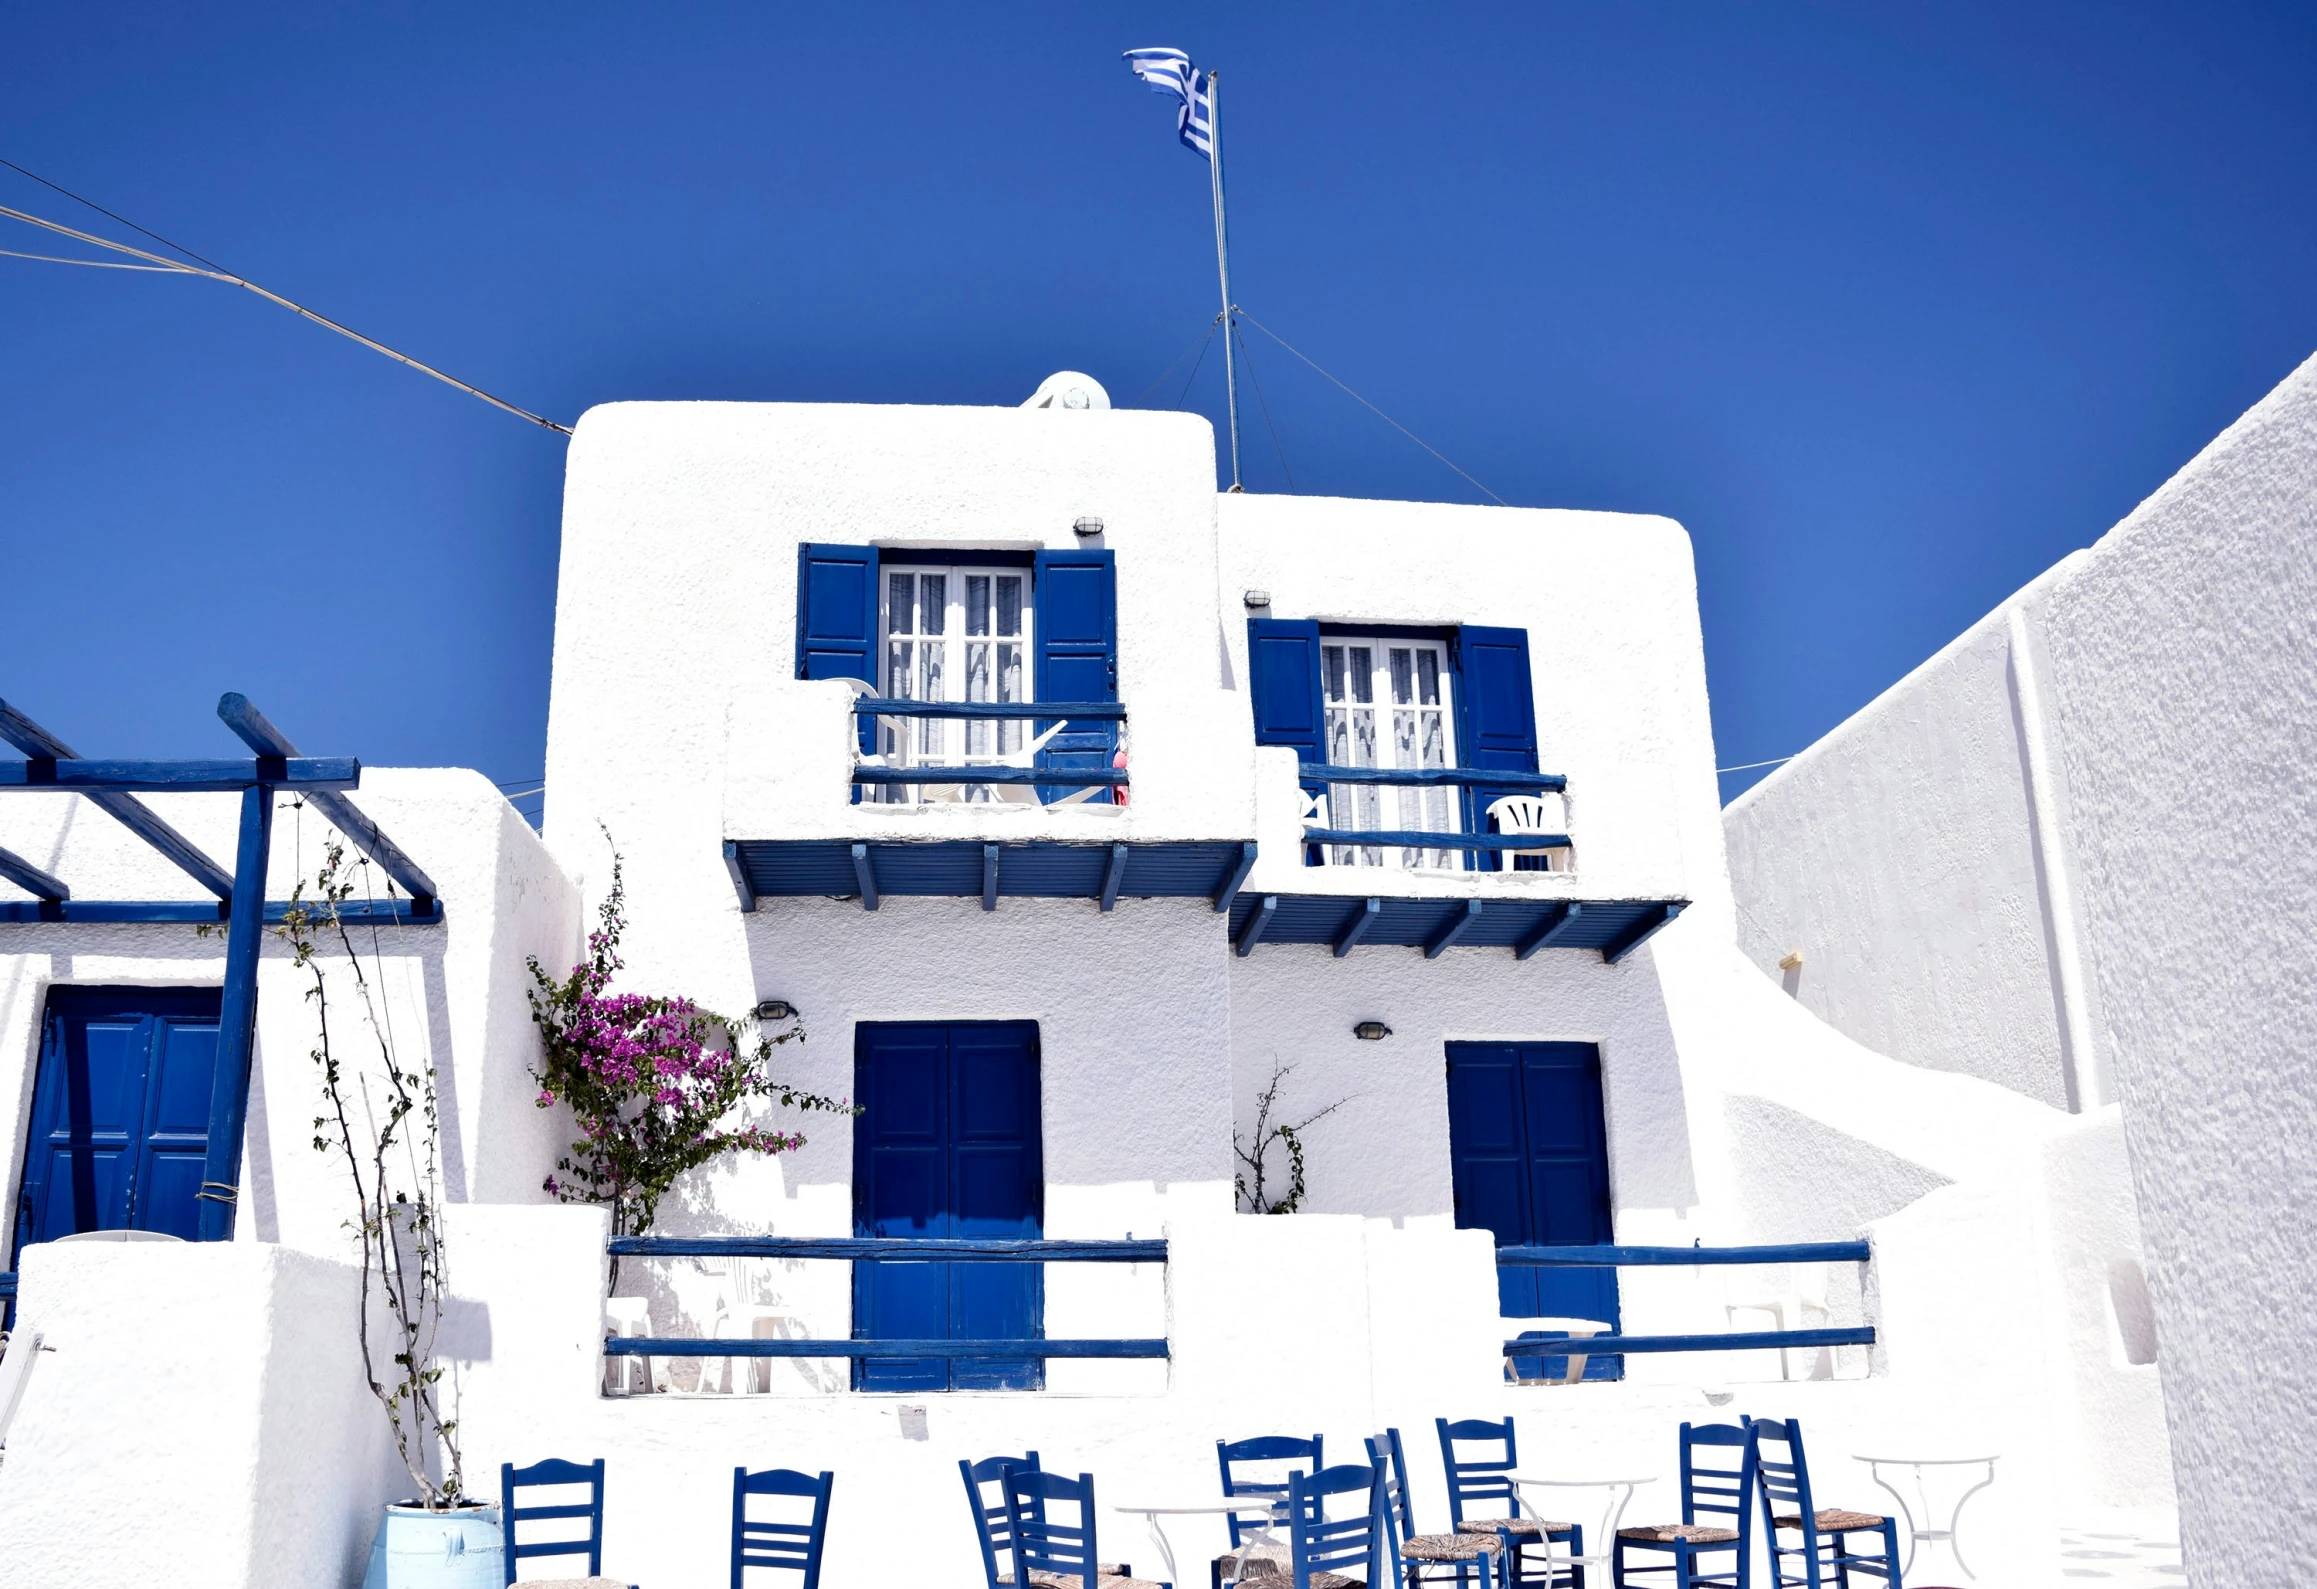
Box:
1485;793;1569;871
0;1330;47;1459
1298;790;1330;827
602;1297;654;1395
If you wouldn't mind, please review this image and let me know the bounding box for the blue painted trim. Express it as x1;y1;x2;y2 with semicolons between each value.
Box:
216;695;438;902
0;898;441;926
1504;1326;1874;1356
1602;902;1684;964
609;1236;1167;1261
982;845;999;912
608;1336;1169;1359
1424;899;1482;959
853;698;1129;722
0;757;359;793
197;785;271;1242
1306;829;1569;852
853;766;1128;787
0;700;233;897
1497;1241;1871;1267
1213;842;1258;913
722;841;757;913
1515;902;1583;961
850;844;880;911
1235;894;1278;957
0;844;68;901
1300;764;1566;792
1099;844;1128;912
1333;897;1381;958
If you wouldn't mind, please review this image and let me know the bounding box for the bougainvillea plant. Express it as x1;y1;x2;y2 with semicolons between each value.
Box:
526;848;849;1264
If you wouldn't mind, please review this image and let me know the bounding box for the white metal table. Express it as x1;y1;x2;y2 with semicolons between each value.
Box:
1508;1474;1659;1575
1511;1316;1617;1384
1855;1453;1998;1582
1110;1500;1280;1589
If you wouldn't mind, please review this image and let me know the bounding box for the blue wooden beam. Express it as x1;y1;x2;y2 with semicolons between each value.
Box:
853;698;1129;721
1098;843;1128;912
0;758;359;793
0;844;67;902
0;700;232;897
853;766;1127;787
1497;1241;1871;1267
1333;897;1381;958
982;844;999;912
1306;829;1568;852
1213;842;1258;913
1235;894;1278;957
1300;764;1566;792
1505;1327;1874;1357
1514;902;1584;961
850;843;880;910
0;897;441;926
722;840;757;913
1602;902;1684;964
1424;899;1483;959
196;785;272;1241
609;1236;1168;1262
608;1336;1169;1359
217;694;439;902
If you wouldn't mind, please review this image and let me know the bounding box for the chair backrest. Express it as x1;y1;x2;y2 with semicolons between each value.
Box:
1436;1416;1525;1525
1283;1461;1391;1589
500;1457;606;1583
1363;1429;1418;1540
1678;1422;1757;1538
959;1451;1043;1589
731;1467;835;1589
1003;1467;1104;1589
1218;1434;1325;1547
1485;794;1557;833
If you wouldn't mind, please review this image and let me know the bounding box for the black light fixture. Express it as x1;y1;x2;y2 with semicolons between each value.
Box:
1352;1021;1392;1041
755;999;798;1022
1074;516;1105;538
1243;589;1271;609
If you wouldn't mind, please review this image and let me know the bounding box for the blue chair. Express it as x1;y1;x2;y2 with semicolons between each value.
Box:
1749;1420;1901;1589
1273;1460;1397;1589
730;1467;834;1589
501;1457;628;1586
1002;1467;1164;1589
962;1453;1133;1586
1610;1422;1755;1589
1215;1434;1324;1588
1435;1418;1579;1588
1365;1429;1505;1589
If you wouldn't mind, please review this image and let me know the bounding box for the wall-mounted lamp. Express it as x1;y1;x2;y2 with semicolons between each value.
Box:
1352;1021;1392;1041
1073;517;1105;538
1243;589;1272;609
755;999;798;1022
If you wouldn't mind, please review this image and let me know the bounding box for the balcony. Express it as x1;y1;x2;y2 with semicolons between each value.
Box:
1297;763;1571;873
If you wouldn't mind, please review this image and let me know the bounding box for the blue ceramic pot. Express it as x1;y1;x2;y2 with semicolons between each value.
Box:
360;1502;505;1589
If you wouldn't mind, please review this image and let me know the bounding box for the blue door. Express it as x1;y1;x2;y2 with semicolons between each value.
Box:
1444;1041;1621;1378
12;987;224;1264
852;1021;1043;1391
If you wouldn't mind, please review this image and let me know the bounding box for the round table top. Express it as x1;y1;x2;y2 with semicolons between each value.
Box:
1112;1501;1280;1516
1510;1473;1659;1488
1853;1453;2000;1466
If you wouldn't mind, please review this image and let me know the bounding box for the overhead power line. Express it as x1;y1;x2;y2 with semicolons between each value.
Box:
0;164;572;436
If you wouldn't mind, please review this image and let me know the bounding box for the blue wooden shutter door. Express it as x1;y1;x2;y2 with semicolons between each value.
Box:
1032;549;1118;804
1247;619;1327;857
795;543;881;757
1455;626;1540;871
852;1021;1044;1392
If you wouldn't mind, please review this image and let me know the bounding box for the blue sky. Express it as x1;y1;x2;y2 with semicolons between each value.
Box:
4;4;2313;817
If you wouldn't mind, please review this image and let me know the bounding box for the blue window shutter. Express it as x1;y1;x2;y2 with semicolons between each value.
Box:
1246;619;1325;760
1032;549;1118;803
1455;625;1539;872
796;543;880;758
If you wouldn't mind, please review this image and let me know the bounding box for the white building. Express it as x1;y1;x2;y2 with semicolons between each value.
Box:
0;366;2232;1587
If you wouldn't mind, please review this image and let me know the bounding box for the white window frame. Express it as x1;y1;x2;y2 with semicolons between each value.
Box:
877;563;1034;803
1318;634;1464;871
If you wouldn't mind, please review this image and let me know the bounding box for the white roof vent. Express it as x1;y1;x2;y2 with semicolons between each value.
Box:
1021;371;1110;411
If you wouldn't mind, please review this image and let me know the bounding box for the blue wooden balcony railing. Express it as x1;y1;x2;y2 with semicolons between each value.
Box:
850;698;1128;791
1300;763;1569;862
601;1235;1168;1361
1497;1241;1877;1360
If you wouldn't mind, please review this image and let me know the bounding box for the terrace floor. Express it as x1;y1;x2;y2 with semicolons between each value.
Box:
2057;1510;2184;1586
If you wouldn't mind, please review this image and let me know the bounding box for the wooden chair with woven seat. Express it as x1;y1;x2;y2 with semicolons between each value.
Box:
500;1456;636;1588
1214;1434;1324;1588
1364;1429;1505;1589
1748;1419;1902;1588
1002;1468;1170;1589
962;1453;1134;1589
1434;1418;1580;1588
1270;1460;1400;1589
1611;1422;1755;1589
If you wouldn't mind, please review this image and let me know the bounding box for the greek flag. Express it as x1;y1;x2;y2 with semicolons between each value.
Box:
1124;47;1213;159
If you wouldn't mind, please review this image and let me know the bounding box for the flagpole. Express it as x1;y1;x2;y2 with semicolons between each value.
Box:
1208;69;1243;492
